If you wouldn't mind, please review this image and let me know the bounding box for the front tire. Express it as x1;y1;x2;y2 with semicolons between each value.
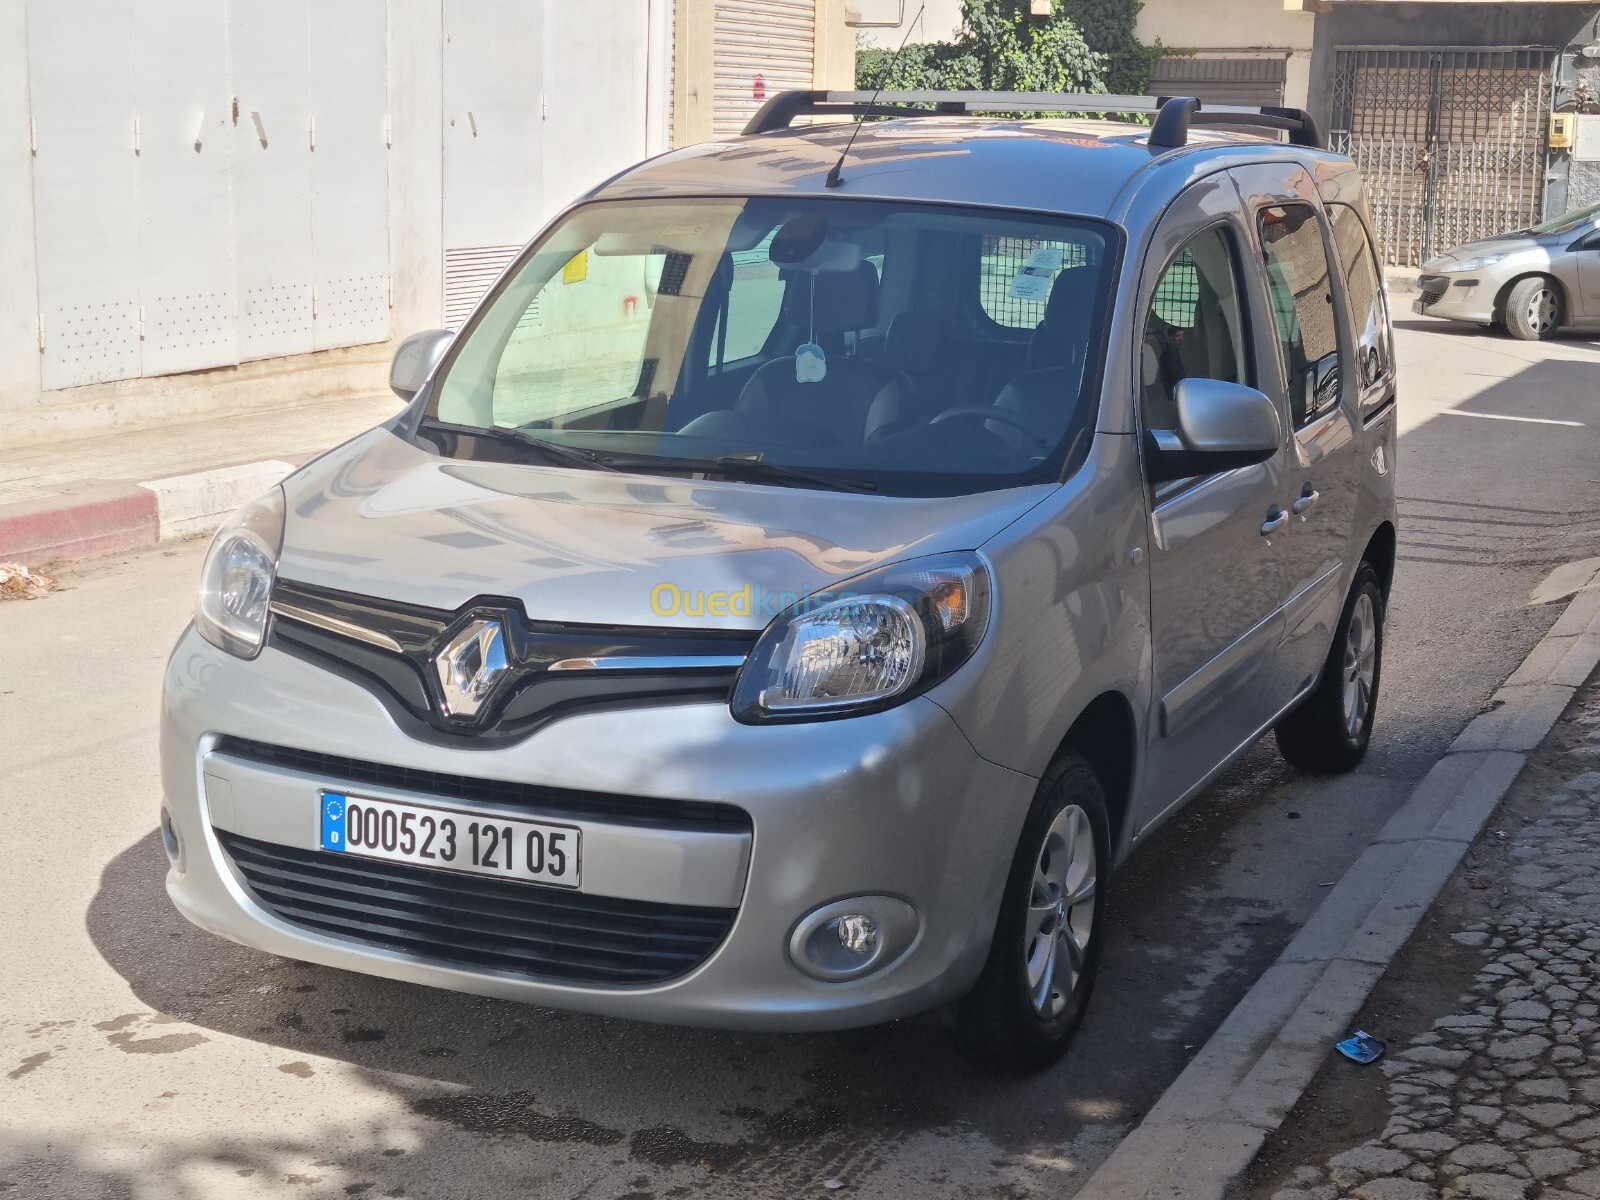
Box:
956;753;1108;1072
1275;564;1384;774
1504;276;1562;341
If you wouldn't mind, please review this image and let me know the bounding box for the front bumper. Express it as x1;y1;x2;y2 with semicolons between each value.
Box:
1413;273;1496;324
161;626;1036;1030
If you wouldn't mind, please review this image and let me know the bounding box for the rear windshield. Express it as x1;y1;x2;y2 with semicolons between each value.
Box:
423;197;1117;497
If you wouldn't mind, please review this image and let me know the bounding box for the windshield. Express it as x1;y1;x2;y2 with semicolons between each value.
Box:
1530;199;1600;236
424;197;1117;497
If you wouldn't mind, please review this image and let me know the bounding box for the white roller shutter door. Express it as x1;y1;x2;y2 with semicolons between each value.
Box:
713;0;815;138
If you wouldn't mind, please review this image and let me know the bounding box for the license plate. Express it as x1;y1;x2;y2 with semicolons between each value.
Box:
319;792;580;888
1412;298;1426;314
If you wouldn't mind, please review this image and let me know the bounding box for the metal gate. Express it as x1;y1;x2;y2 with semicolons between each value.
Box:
1329;48;1555;267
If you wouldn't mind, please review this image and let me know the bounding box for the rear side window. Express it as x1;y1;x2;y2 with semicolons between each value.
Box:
1328;204;1393;407
1258;204;1341;427
1140;225;1252;434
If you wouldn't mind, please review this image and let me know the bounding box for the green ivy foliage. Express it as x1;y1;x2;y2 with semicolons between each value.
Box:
1062;0;1164;97
856;0;1159;99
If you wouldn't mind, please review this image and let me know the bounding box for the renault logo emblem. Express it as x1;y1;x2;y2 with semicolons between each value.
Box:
434;618;510;720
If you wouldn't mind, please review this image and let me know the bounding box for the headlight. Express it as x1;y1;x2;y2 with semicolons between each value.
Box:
1445;253;1511;272
731;551;991;722
195;487;286;659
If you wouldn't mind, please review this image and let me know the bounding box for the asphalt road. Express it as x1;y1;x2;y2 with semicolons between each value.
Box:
4;321;1599;1200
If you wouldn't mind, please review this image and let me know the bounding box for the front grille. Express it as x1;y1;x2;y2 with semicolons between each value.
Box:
217;831;737;987
214;737;752;832
1418;275;1449;306
267;578;752;745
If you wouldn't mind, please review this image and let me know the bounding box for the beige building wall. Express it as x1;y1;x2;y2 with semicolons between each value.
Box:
1138;0;1317;108
673;0;856;147
816;0;859;101
853;0;965;48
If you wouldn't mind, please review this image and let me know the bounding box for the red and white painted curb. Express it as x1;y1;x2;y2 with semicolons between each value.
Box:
0;459;296;567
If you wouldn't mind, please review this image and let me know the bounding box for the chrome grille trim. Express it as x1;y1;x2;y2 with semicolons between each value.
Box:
271;600;404;653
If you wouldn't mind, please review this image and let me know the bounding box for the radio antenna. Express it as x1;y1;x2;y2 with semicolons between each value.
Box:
825;3;925;189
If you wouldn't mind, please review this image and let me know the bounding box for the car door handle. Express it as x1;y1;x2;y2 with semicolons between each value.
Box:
1261;507;1289;537
1292;487;1319;517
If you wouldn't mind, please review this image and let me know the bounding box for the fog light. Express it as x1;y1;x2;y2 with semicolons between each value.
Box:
788;896;918;982
833;913;879;956
160;807;184;870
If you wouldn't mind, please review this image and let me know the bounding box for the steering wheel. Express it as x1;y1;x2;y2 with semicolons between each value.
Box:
930;405;1049;447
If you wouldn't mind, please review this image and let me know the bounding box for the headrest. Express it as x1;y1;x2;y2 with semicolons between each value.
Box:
885;311;954;368
782;262;880;334
1043;265;1095;327
1030;266;1097;370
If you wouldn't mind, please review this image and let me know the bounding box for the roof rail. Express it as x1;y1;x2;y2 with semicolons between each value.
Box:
741;90;1324;150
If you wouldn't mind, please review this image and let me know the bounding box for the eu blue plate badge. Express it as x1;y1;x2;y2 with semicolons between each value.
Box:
320;792;348;852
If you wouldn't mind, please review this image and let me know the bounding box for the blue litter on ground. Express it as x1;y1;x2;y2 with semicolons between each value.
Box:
1336;1031;1386;1063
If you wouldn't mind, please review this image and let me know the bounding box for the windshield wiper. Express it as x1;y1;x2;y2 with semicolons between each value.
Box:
581;451;877;494
419;422;875;492
709;455;878;494
419;419;621;472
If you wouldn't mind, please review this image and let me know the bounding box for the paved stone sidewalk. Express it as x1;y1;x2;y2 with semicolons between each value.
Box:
1258;684;1600;1200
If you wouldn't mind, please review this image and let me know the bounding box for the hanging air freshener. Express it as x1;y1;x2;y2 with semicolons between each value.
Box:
795;342;827;383
795;274;827;383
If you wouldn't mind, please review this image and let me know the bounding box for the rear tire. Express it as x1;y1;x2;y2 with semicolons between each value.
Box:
1275;564;1384;775
1505;276;1562;341
955;752;1108;1072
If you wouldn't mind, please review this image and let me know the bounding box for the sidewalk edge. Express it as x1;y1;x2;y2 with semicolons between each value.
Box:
0;459;296;566
1071;561;1600;1200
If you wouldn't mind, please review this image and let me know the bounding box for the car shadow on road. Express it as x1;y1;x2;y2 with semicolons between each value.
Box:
77;815;1295;1198
84;832;979;1189
1392;317;1600;345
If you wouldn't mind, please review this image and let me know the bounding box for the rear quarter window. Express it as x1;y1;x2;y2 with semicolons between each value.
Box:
1257;203;1342;428
1328;203;1394;410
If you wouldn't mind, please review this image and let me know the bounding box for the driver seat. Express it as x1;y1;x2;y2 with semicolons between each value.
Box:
985;269;1096;455
734;264;913;445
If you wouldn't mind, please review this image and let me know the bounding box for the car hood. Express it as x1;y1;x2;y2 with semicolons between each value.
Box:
276;427;1056;630
1424;231;1552;269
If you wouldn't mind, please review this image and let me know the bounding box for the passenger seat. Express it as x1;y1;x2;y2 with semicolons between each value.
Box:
1027;265;1098;372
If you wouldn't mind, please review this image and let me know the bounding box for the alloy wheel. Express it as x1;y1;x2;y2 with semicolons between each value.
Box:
1024;803;1097;1018
1527;288;1559;335
1342;592;1378;737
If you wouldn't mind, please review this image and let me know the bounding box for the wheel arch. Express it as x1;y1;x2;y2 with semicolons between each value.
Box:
1493;271;1566;326
1362;520;1397;600
1054;690;1138;854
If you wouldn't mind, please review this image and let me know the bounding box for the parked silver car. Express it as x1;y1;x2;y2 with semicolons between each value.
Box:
161;91;1398;1069
1414;199;1600;339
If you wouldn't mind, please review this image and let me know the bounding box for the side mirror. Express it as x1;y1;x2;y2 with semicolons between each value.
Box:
389;329;455;401
1145;378;1282;484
